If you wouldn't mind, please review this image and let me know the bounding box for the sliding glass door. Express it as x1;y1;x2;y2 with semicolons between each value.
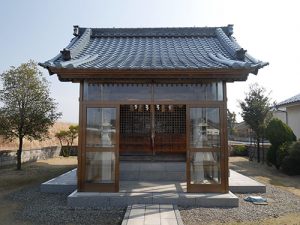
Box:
187;106;227;193
82;106;119;192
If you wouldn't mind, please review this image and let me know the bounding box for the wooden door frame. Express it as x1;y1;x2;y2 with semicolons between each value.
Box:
186;82;229;193
79;100;120;192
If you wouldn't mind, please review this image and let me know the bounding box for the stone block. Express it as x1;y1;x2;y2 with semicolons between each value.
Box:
126;192;153;205
161;218;178;225
67;190;110;208
152;193;179;204
177;193;197;206
194;192;239;207
127;218;144;225
129;208;145;219
164;162;186;172
120;171;140;181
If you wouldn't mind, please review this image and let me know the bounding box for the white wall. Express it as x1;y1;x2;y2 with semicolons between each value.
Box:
287;105;300;140
273;110;287;123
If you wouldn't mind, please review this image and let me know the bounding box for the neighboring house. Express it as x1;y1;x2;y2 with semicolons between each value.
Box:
232;121;252;142
273;93;300;140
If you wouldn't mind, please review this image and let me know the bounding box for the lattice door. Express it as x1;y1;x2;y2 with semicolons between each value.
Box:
120;105;152;154
154;105;186;153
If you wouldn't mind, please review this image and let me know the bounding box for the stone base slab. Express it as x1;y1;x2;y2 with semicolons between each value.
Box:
67;190;239;208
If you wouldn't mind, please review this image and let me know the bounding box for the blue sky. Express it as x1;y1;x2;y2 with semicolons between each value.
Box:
1;0;299;122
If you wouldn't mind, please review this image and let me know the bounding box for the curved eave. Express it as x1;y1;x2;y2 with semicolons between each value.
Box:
40;66;257;83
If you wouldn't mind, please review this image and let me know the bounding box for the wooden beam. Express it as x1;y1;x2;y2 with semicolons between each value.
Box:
46;67;251;82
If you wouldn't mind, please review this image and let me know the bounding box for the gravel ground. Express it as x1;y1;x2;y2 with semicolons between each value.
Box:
6;186;125;225
179;184;300;225
4;182;300;225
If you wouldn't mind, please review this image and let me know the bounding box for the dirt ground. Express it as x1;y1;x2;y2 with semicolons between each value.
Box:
229;156;300;197
0;157;77;225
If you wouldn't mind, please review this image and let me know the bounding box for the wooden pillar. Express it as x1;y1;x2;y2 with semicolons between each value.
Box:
77;81;84;191
222;81;229;192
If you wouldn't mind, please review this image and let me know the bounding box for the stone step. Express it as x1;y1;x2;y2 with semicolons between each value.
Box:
67;190;239;207
120;162;186;172
120;162;186;181
120;171;186;181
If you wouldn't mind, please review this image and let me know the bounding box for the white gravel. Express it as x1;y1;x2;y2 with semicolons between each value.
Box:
5;182;300;225
6;186;125;225
179;184;300;225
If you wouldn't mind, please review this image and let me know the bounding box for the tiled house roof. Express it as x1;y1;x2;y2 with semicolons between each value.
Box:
277;93;300;107
40;25;267;75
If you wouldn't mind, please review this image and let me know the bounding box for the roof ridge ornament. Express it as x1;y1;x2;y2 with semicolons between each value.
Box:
236;48;247;60
60;48;71;61
59;28;91;61
73;25;79;36
227;24;234;36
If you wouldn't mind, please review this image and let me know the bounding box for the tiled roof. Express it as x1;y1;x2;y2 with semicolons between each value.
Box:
40;25;268;73
277;93;300;107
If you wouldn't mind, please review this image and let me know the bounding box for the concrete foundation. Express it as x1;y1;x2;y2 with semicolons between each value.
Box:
41;163;266;194
41;162;266;207
68;190;239;208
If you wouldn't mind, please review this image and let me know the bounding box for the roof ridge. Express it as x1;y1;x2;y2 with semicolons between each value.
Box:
76;25;233;38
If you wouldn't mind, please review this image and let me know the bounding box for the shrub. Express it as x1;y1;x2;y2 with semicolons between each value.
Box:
265;118;296;147
55;125;79;157
231;145;248;156
267;142;291;169
265;118;296;168
281;141;300;175
61;146;70;157
277;142;290;167
267;145;277;168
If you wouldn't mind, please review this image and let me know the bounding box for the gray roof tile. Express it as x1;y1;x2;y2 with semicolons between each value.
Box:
40;25;268;73
278;93;300;107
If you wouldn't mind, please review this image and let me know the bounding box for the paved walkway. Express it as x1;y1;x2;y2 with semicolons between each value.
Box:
122;204;183;225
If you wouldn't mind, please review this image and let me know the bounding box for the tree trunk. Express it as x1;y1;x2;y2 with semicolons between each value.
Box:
17;136;23;170
256;138;260;163
262;138;265;164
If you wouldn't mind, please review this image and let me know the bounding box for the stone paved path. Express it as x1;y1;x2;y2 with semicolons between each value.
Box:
122;204;183;225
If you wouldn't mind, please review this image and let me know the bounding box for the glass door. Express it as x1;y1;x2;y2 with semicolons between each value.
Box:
83;106;119;192
187;106;226;193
